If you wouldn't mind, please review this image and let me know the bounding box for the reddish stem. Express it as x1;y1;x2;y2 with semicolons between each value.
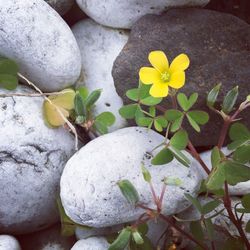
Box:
188;140;210;175
159;214;208;250
217;108;250;249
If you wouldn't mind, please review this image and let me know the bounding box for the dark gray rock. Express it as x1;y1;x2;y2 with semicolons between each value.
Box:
112;8;250;147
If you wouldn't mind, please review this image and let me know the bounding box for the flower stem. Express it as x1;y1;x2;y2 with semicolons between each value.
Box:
187;140;210;175
159;214;209;250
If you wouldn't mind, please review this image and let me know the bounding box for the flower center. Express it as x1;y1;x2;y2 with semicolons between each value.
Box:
161;71;170;83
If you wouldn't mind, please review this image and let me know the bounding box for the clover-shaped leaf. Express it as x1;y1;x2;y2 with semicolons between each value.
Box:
177;92;198;111
186;111;209;132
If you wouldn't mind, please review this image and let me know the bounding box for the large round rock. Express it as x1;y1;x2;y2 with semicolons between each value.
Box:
60;127;201;228
76;0;209;29
0;0;81;92
72;19;128;131
0;86;75;234
112;9;250;147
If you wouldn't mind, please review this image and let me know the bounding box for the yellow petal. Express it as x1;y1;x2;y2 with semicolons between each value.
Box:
139;67;161;85
149;83;169;98
148;51;169;73
43;101;69;127
49;88;76;110
168;71;185;89
169;54;190;73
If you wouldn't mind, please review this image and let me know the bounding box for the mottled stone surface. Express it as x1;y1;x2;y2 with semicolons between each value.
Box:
0;86;75;234
112;9;250;147
76;0;209;29
45;0;74;15
60;127;201;228
71;237;109;250
0;0;81;92
0;235;21;250
72;19;128;131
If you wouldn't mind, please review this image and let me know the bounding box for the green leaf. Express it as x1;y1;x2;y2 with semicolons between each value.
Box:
204;218;214;240
163;177;182;186
74;93;85;116
187;111;209;125
95;112;115;127
135;107;145;126
190;221;204;241
138;82;151;99
207;83;221;108
224;161;250;186
246;220;250;233
118;180;140;205
119;104;138;119
153;119;163;132
141;165;151;183
149;106;156;117
0;58;18;74
140;96;162;106
233;145;250;164
242;194;250;209
177;93;198;111
137;117;153;127
137;224;148;236
222;86;238;114
109;227;132;250
126;88;139;101
165;109;183;121
93;120;108;134
211;146;222;169
202;200;221;215
0;74;18;90
227;139;249;151
206;162;226;191
186;113;200;132
170;115;184;132
155;116;168;127
85;89;102;108
177;93;189;111
77;86;88;101
151;147;173;165
132;231;144;245
185;194;203;213
169;146;190;167
229;123;250;141
170;129;188;150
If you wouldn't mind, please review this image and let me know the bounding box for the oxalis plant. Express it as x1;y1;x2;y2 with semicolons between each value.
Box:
0;56;116;149
1;52;250;249
107;51;250;250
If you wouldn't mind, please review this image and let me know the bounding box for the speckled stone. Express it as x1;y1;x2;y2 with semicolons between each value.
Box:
71;237;109;250
112;9;250;147
72;19;129;132
60;127;201;228
0;235;21;250
76;0;209;29
0;86;76;234
0;0;81;92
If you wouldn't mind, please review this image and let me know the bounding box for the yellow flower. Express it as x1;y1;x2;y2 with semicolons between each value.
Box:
139;51;190;98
